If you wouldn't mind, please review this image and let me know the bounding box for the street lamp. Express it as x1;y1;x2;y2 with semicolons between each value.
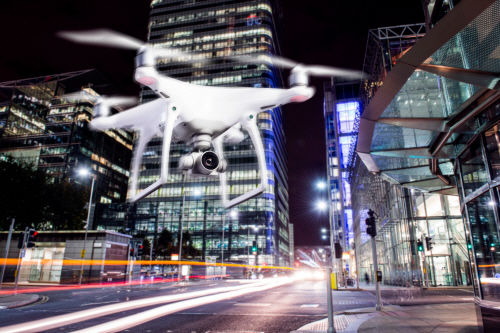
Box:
78;168;96;286
178;186;201;284
315;180;336;333
317;201;327;210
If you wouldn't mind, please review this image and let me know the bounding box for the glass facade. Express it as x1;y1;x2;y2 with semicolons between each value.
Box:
456;123;500;301
323;79;359;274
349;1;500;330
93;0;291;267
0;70;133;205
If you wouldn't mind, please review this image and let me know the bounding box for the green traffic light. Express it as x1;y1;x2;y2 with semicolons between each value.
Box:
467;243;472;249
418;245;424;251
491;243;495;247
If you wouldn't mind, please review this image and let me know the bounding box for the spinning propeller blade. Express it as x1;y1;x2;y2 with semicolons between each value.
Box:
61;92;138;107
58;29;205;64
231;54;366;79
57;29;144;50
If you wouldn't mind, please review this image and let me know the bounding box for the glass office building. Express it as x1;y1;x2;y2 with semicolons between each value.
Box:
351;0;500;330
0;69;133;205
323;79;360;274
94;0;291;267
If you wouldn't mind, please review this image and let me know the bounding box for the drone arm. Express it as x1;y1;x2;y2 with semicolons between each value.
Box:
129;108;179;202
222;116;268;209
128;129;154;200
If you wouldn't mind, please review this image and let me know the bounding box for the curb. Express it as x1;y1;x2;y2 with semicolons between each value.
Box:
0;294;40;309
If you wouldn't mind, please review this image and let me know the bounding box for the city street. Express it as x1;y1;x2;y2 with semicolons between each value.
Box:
0;279;474;332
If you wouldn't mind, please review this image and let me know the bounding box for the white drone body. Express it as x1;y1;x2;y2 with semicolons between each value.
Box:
59;29;364;208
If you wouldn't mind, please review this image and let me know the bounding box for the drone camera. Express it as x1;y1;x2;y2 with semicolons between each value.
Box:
179;151;226;178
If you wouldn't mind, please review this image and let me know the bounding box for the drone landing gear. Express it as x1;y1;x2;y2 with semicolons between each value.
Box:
129;108;179;202
216;116;268;209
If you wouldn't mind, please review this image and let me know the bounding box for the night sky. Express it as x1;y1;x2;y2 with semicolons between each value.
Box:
0;0;424;246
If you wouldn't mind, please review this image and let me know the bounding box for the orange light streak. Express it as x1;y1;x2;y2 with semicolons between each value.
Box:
0;258;294;270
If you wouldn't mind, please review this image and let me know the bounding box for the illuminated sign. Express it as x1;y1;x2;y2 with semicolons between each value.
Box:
247;15;262;26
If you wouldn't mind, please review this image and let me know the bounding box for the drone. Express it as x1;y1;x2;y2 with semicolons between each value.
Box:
59;29;365;208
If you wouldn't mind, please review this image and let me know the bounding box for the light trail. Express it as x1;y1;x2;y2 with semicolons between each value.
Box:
73;278;292;333
0;279;287;333
0;258;294;270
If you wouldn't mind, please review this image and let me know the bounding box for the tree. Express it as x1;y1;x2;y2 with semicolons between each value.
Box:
136;232;151;258
180;231;200;259
156;229;174;257
0;157;48;231
44;180;88;230
0;157;89;231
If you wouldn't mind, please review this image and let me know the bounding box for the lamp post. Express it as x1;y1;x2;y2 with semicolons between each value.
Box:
316;182;336;333
178;186;201;284
78;169;96;286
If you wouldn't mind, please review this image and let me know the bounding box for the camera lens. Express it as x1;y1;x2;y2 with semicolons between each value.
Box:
201;152;219;170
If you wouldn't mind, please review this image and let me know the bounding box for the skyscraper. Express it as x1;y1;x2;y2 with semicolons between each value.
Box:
0;69;133;205
94;0;291;267
323;78;360;274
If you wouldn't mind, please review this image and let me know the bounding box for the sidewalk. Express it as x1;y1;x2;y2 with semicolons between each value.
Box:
0;294;39;309
292;303;478;333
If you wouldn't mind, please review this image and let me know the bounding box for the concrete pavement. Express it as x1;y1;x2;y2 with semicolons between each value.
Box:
293;287;478;333
0;294;39;309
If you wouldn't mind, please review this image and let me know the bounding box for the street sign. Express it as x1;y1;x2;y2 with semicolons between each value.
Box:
205;256;217;265
20;249;25;258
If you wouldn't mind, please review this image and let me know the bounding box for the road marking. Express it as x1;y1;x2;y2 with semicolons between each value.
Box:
234;303;270;306
459;289;474;293
179;313;325;317
301;304;319;307
81;301;119;306
14;296;49;309
70;280;291;333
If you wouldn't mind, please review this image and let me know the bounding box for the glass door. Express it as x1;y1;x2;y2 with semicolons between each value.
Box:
432;256;453;286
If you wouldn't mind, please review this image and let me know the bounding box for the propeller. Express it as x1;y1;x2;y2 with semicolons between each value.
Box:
58;29;203;64
230;54;366;79
61;92;138;117
61;92;138;107
57;29;144;50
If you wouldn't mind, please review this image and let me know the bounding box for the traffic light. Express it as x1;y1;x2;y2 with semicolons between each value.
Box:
17;232;25;249
26;229;37;248
151;248;156;260
251;241;257;255
488;235;495;247
365;210;377;237
138;245;144;256
425;236;433;251
334;242;343;259
130;248;134;256
417;239;424;251
467;242;473;249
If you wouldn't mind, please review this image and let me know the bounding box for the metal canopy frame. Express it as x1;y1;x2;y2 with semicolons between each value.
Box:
355;0;498;191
